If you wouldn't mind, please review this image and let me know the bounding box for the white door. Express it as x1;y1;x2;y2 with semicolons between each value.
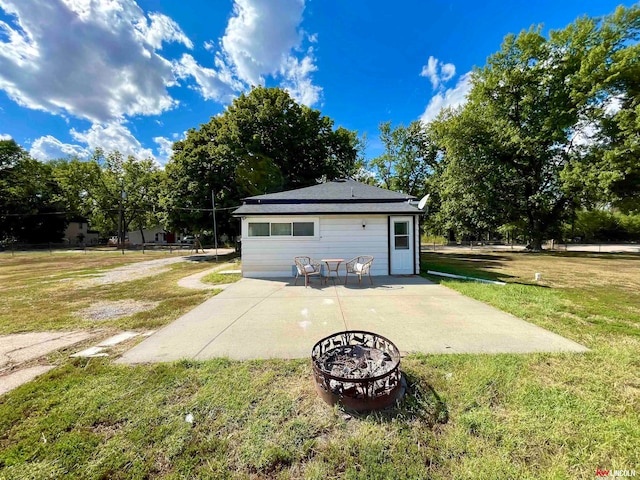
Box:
390;216;414;274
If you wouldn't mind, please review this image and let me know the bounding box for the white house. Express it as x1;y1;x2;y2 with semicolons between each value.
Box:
127;227;177;245
232;179;422;278
64;219;99;245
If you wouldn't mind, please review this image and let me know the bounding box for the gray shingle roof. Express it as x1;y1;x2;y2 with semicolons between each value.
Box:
233;179;419;216
233;202;420;215
243;178;415;202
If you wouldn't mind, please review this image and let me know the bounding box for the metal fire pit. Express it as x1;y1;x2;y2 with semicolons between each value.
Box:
311;330;404;412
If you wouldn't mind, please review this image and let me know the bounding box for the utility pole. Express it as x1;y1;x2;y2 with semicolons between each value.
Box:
118;188;123;254
212;190;218;262
119;187;126;255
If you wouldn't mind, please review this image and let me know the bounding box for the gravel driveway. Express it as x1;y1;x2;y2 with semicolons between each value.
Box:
76;250;234;287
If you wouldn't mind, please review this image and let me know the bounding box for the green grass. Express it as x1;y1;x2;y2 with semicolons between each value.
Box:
421;234;448;246
201;271;242;285
1;251;639;478
0;252;226;334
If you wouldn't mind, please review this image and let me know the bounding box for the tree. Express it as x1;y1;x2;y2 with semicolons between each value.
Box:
562;7;640;214
369;121;436;197
165;86;360;236
53;150;165;241
0;140;67;243
431;5;640;249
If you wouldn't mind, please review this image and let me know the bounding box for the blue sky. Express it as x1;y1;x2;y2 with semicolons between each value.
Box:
0;0;633;164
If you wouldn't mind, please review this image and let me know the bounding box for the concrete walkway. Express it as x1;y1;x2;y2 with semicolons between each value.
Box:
176;262;236;290
117;276;588;363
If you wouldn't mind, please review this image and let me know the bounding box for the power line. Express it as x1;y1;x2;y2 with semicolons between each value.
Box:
174;205;240;211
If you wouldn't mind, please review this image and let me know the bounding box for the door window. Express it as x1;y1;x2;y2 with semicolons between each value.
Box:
394;221;409;249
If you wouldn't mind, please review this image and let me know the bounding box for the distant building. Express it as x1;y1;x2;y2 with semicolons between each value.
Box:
127;227;178;245
64;218;99;245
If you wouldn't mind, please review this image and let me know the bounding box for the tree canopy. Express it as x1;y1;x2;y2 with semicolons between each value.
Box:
53;150;165;241
369;121;437;198
430;5;640;249
0;140;67;243
3;6;639;248
165;86;360;236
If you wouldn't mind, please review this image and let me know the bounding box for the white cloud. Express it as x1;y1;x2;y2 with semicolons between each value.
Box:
420;56;456;89
30;135;90;160
221;0;305;85
280;49;321;106
176;0;321;106
173;53;240;102
440;63;456;82
0;133;12;140
70;122;154;160
0;0;192;122
570;95;624;148
138;12;193;50
420;72;472;123
420;57;438;88
604;95;623;115
31;122;167;162
153;136;174;163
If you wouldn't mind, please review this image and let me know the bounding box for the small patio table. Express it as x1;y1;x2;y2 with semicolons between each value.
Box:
321;258;344;284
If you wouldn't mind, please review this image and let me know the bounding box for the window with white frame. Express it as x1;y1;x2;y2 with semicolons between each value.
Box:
247;220;316;237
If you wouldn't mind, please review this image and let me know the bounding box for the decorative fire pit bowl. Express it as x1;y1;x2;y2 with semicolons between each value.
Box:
311;330;404;412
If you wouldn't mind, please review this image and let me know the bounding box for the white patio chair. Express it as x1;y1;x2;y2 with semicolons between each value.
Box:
294;256;322;287
345;256;374;286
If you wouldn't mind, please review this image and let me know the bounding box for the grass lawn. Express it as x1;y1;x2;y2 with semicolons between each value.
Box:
201;271;243;285
0;251;226;334
1;251;639;478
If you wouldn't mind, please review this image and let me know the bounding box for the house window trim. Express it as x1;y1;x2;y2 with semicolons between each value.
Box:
244;217;319;240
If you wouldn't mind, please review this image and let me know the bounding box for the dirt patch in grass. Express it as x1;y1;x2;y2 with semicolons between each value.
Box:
0;252;231;334
74;257;186;287
76;300;160;322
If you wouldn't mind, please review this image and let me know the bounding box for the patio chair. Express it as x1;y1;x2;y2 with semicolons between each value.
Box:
345;256;374;286
294;256;322;287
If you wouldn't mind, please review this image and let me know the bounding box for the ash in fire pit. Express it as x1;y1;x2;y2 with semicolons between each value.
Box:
312;331;404;412
319;344;392;379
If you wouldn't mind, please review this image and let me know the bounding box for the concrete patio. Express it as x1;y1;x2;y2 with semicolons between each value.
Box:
117;276;588;363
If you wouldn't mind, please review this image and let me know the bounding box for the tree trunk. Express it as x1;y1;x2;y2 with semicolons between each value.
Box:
526;219;544;251
139;226;145;244
526;229;544;251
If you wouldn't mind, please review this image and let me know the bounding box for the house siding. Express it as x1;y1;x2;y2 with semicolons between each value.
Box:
241;215;393;278
127;227;170;245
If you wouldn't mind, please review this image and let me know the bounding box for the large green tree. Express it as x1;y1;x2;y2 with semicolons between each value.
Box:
165;86;360;236
562;7;640;214
432;5;639;249
0;140;67;243
53;150;165;241
370;121;436;197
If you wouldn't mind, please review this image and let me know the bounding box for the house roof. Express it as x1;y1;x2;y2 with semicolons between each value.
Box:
242;178;415;203
233;179;421;216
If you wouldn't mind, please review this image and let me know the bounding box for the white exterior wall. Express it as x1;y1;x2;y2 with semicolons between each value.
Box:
127;227;169;245
240;214;420;278
64;221;99;245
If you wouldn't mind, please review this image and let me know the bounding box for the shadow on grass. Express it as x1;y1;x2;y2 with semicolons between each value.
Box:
183;252;241;263
542;251;640;260
339;372;449;427
421;253;515;282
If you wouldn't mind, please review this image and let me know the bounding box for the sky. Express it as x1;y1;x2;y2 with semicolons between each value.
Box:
0;0;634;165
